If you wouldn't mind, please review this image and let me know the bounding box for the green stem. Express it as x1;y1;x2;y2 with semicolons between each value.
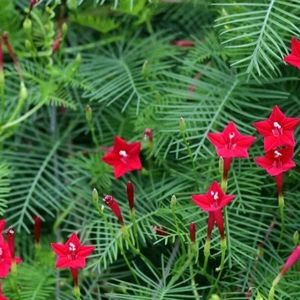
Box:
268;275;281;300
130;209;140;251
203;238;210;272
74;286;81;300
278;193;285;248
189;255;200;300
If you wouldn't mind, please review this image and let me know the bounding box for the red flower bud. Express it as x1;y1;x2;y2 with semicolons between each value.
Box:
189;223;196;243
6;227;15;259
144;128;153;143
34;216;42;244
172;40;194;48
29;0;39;11
153;225;168;236
127;181;134;211
103;195;124;225
280;244;300;276
52;33;62;54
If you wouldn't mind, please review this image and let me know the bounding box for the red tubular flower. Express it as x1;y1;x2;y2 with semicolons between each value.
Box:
208;122;256;180
103;195;124;225
144;128;153;143
102;136;142;178
127;181;134;211
280;244;300;276
0;238;12;278
192;181;235;240
0;282;8;300
255;146;295;177
253;106;300;152
34;216;42;245
283;37;300;69
189;223;196;243
51;233;94;269
70;268;79;287
6;227;21;265
172;40;195;48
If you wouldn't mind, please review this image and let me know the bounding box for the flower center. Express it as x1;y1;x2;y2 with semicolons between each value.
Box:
227;132;236;149
273;150;283;168
210;190;219;207
272;121;283;136
68;242;77;260
119;150;128;163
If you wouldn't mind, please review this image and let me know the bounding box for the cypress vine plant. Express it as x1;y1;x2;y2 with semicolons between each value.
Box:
0;0;299;299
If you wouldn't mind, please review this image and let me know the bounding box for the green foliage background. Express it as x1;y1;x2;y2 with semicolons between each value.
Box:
0;0;299;299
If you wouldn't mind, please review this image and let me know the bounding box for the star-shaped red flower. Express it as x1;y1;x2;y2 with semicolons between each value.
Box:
192;181;235;239
253;106;300;152
208;122;256;158
51;233;94;269
255;146;295;176
0;238;12;278
102;136;142;178
283;37;300;69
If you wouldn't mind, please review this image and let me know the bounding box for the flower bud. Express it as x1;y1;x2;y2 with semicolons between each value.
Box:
23;18;32;32
142;60;148;79
179;117;186;133
6;226;15;259
293;231;299;245
126;181;134;211
34;216;42;245
153;225;167;236
144;128;153;143
189;223;196;243
209;294;221;300
85;105;92;124
67;0;78;10
20;81;28;101
103;195;124;225
92;188;99;204
170;195;177;208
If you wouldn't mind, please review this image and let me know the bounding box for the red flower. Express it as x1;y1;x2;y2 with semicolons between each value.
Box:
255;146;295;177
192;181;235;239
283;38;300;69
51;233;94;269
0;238;12;278
0;220;5;236
127;181;134;211
208;122;256;159
103;195;124;225
253;106;300;152
280;244;300;276
172;40;195;48
0;282;8;300
102;136;142;178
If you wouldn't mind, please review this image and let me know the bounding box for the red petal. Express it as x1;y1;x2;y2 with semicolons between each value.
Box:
255;156;272;173
0;262;11;278
102;152;119;166
269;105;285;124
67;233;82;249
208;181;225;200
0;220;5;233
284;54;300;69
207;212;215;240
223;122;239;136
253;120;272;136
77;245;95;257
51;243;68;256
207;132;226;148
192;195;211;211
284;117;300;131
113;163;129;178
56;256;72;269
220;195;235;208
114;136;128;152
291;38;300;57
127;156;142;171
128;142;141;156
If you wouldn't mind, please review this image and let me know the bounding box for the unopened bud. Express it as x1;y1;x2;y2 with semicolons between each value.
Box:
293;231;299;245
20;81;28;101
179;117;186;133
23;18;32;32
189;223;196;243
25;40;32;51
103;195;124;225
209;294;221;300
142;60;148;79
34;216;42;245
62;23;68;36
127;181;134;211
92;188;99;205
144;128;153;143
85;105;92;124
170;195;177;208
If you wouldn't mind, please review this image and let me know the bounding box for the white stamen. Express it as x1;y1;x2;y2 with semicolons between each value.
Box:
119;150;128;158
211;191;219;200
69;242;76;252
229;133;235;139
274;150;282;158
273;122;281;129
